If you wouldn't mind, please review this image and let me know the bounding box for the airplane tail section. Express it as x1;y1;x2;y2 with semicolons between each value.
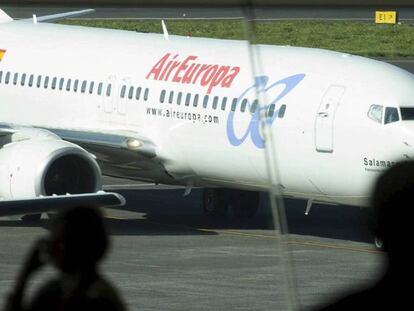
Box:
0;9;13;24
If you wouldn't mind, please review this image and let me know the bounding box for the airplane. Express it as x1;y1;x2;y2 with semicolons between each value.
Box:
1;8;414;222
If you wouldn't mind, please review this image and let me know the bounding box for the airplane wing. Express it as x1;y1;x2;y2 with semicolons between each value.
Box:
0;192;125;217
22;9;96;23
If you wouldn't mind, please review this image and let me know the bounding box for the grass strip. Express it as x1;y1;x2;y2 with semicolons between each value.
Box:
59;19;414;58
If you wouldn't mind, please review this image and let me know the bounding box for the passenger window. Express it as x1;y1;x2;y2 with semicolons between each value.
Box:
120;85;127;98
221;97;227;111
128;86;134;99
240;98;248;112
203;95;209;108
212;96;219;110
144;88;149;101
160;90;166;103
106;84;112;96
185;93;191;106
97;82;103;95
384;107;400;124
73;80;79;92
278;104;287;118
66;79;72;91
231;98;238;112
0;71;3;83
59;78;64;90
177;92;182;105
193;94;199;107
36;75;42;88
135;87;142;100
168;91;174;104
250;99;258;113
13;73;18;85
5;72;10;84
81;80;87;93
51;77;57;90
268;104;276;117
28;75;34;87
21;73;27;86
89;82;95;94
44;76;49;88
368;104;383;123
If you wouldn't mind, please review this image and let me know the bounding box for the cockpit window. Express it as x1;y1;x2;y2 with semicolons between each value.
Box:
400;108;414;120
368;104;383;123
384;107;400;124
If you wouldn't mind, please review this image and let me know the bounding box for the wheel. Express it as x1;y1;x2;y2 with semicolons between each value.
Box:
202;188;230;217
374;236;384;250
231;190;260;219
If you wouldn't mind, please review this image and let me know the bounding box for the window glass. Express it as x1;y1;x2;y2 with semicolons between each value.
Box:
278;104;287;118
66;79;72;91
368;104;383;123
144;88;149;101
177;92;182;105
128;86;134;99
212;96;219;110
268;104;276;117
169;91;174;104
74;79;79;92
81;80;87;93
106;84;112;96
28;75;34;87
193;94;199;107
203;95;209;108
384;107;400;124
400;107;414;120
160;90;166;103
21;73;27;86
44;76;49;88
135;87;142;100
185;93;191;106
13;73;18;85
36;75;42;88
97;82;103;95
221;97;227;111
240;98;248;112
121;85;127;98
250;99;258;113
231;98;238;112
89;82;95;94
59;78;64;90
51;77;57;90
5;72;10;84
0;71;3;83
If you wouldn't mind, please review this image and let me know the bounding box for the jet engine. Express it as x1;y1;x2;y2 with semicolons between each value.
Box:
0;139;101;200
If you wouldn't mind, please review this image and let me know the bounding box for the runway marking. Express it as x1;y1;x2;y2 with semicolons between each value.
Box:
106;217;382;255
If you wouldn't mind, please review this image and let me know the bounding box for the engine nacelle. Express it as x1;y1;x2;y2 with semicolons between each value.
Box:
0;139;101;199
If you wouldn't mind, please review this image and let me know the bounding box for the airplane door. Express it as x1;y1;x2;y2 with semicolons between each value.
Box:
117;77;130;116
314;85;346;153
103;75;117;114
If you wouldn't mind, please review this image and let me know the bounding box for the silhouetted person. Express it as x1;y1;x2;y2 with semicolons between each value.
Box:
314;161;414;310
5;206;126;311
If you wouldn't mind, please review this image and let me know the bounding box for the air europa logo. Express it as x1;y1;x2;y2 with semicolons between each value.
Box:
146;53;240;94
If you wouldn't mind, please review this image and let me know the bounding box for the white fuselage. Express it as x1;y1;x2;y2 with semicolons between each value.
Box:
1;21;414;206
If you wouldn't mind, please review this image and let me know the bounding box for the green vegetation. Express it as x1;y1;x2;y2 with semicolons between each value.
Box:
59;19;414;58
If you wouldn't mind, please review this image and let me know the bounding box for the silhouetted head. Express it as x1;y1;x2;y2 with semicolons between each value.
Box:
372;161;414;266
49;206;109;273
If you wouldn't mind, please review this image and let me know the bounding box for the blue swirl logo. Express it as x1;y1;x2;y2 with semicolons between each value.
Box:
226;74;306;149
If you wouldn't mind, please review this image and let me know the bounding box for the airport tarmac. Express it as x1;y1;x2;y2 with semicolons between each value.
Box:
0;178;385;310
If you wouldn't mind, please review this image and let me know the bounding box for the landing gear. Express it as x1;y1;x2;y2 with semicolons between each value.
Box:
374;236;384;250
202;188;260;219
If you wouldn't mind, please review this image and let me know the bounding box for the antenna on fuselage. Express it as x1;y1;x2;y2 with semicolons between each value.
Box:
161;19;169;40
